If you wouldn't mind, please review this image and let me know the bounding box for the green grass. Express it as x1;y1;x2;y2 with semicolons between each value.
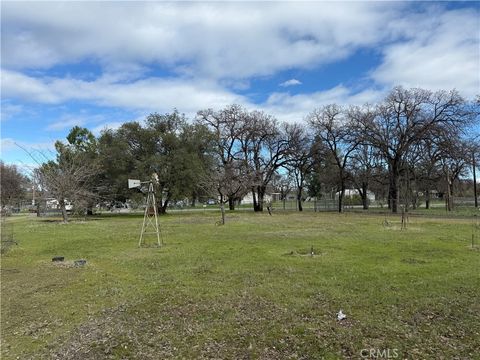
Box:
1;211;479;359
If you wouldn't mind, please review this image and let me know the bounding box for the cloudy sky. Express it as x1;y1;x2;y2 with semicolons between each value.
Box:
1;1;479;165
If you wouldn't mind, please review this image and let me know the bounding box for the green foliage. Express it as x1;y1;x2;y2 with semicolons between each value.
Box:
66;126;97;153
97;111;215;210
55;126;98;164
36;127;101;221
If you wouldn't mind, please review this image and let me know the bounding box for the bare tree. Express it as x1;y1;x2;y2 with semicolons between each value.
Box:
197;105;251;210
415;134;444;209
309;104;360;213
471;137;480;208
36;148;99;223
348;144;382;210
400;141;425;210
347;105;381;210
239;111;290;212
0;161;29;208
439;139;471;211
284;123;315;212
358;87;474;213
271;172;294;210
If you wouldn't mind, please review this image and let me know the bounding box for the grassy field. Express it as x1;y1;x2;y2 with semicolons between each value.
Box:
1;211;479;359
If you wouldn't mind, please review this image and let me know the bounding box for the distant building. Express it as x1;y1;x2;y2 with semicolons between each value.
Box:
336;189;376;201
45;198;73;211
240;192;273;204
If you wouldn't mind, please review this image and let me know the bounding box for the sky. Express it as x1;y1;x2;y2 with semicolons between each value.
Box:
1;1;479;167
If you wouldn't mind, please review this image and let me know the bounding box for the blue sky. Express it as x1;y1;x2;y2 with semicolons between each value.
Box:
1;1;479;168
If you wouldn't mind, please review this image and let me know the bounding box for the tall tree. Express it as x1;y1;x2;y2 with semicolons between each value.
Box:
0;162;28;208
98;111;214;214
284;123;315;212
97;127;138;205
57;126;100;214
439;138;471;211
239;110;290;212
347;105;380;210
348;144;381;210
36;143;99;223
271;172;294;210
415;134;444;209
156;112;213;212
197;105;251;210
358;87;474;213
309;104;360;213
471;137;480;208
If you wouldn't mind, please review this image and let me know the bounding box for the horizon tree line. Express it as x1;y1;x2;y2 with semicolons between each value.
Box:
13;86;479;221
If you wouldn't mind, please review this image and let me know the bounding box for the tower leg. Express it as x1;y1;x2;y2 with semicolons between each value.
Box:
138;182;162;247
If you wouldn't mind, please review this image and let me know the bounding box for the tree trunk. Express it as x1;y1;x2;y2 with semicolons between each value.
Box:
447;182;454;211
338;185;345;213
219;195;225;225
158;197;169;214
227;197;235;211
361;182;369;210
251;188;258;211
425;188;430;209
220;203;225;224
254;186;265;212
389;164;399;213
297;186;303;212
59;199;68;223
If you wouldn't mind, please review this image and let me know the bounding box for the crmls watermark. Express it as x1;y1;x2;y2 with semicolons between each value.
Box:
360;348;399;359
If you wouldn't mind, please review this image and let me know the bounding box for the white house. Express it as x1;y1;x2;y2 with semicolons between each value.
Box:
336;189;375;201
240;192;273;205
45;198;74;211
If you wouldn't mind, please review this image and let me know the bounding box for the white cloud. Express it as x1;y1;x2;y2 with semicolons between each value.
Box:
0;138;17;152
261;85;385;123
45;113;119;132
1;2;403;79
1;70;249;116
1;70;59;103
1;2;478;129
280;79;302;87
2;68;387;125
0;101;23;121
45;116;85;131
371;8;480;98
91;122;124;136
1;137;56;166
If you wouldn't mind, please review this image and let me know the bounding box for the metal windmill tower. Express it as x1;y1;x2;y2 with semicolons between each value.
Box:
128;179;162;247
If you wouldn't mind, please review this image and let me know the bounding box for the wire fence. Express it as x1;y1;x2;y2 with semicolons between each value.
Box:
270;199;339;212
0;214;17;254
